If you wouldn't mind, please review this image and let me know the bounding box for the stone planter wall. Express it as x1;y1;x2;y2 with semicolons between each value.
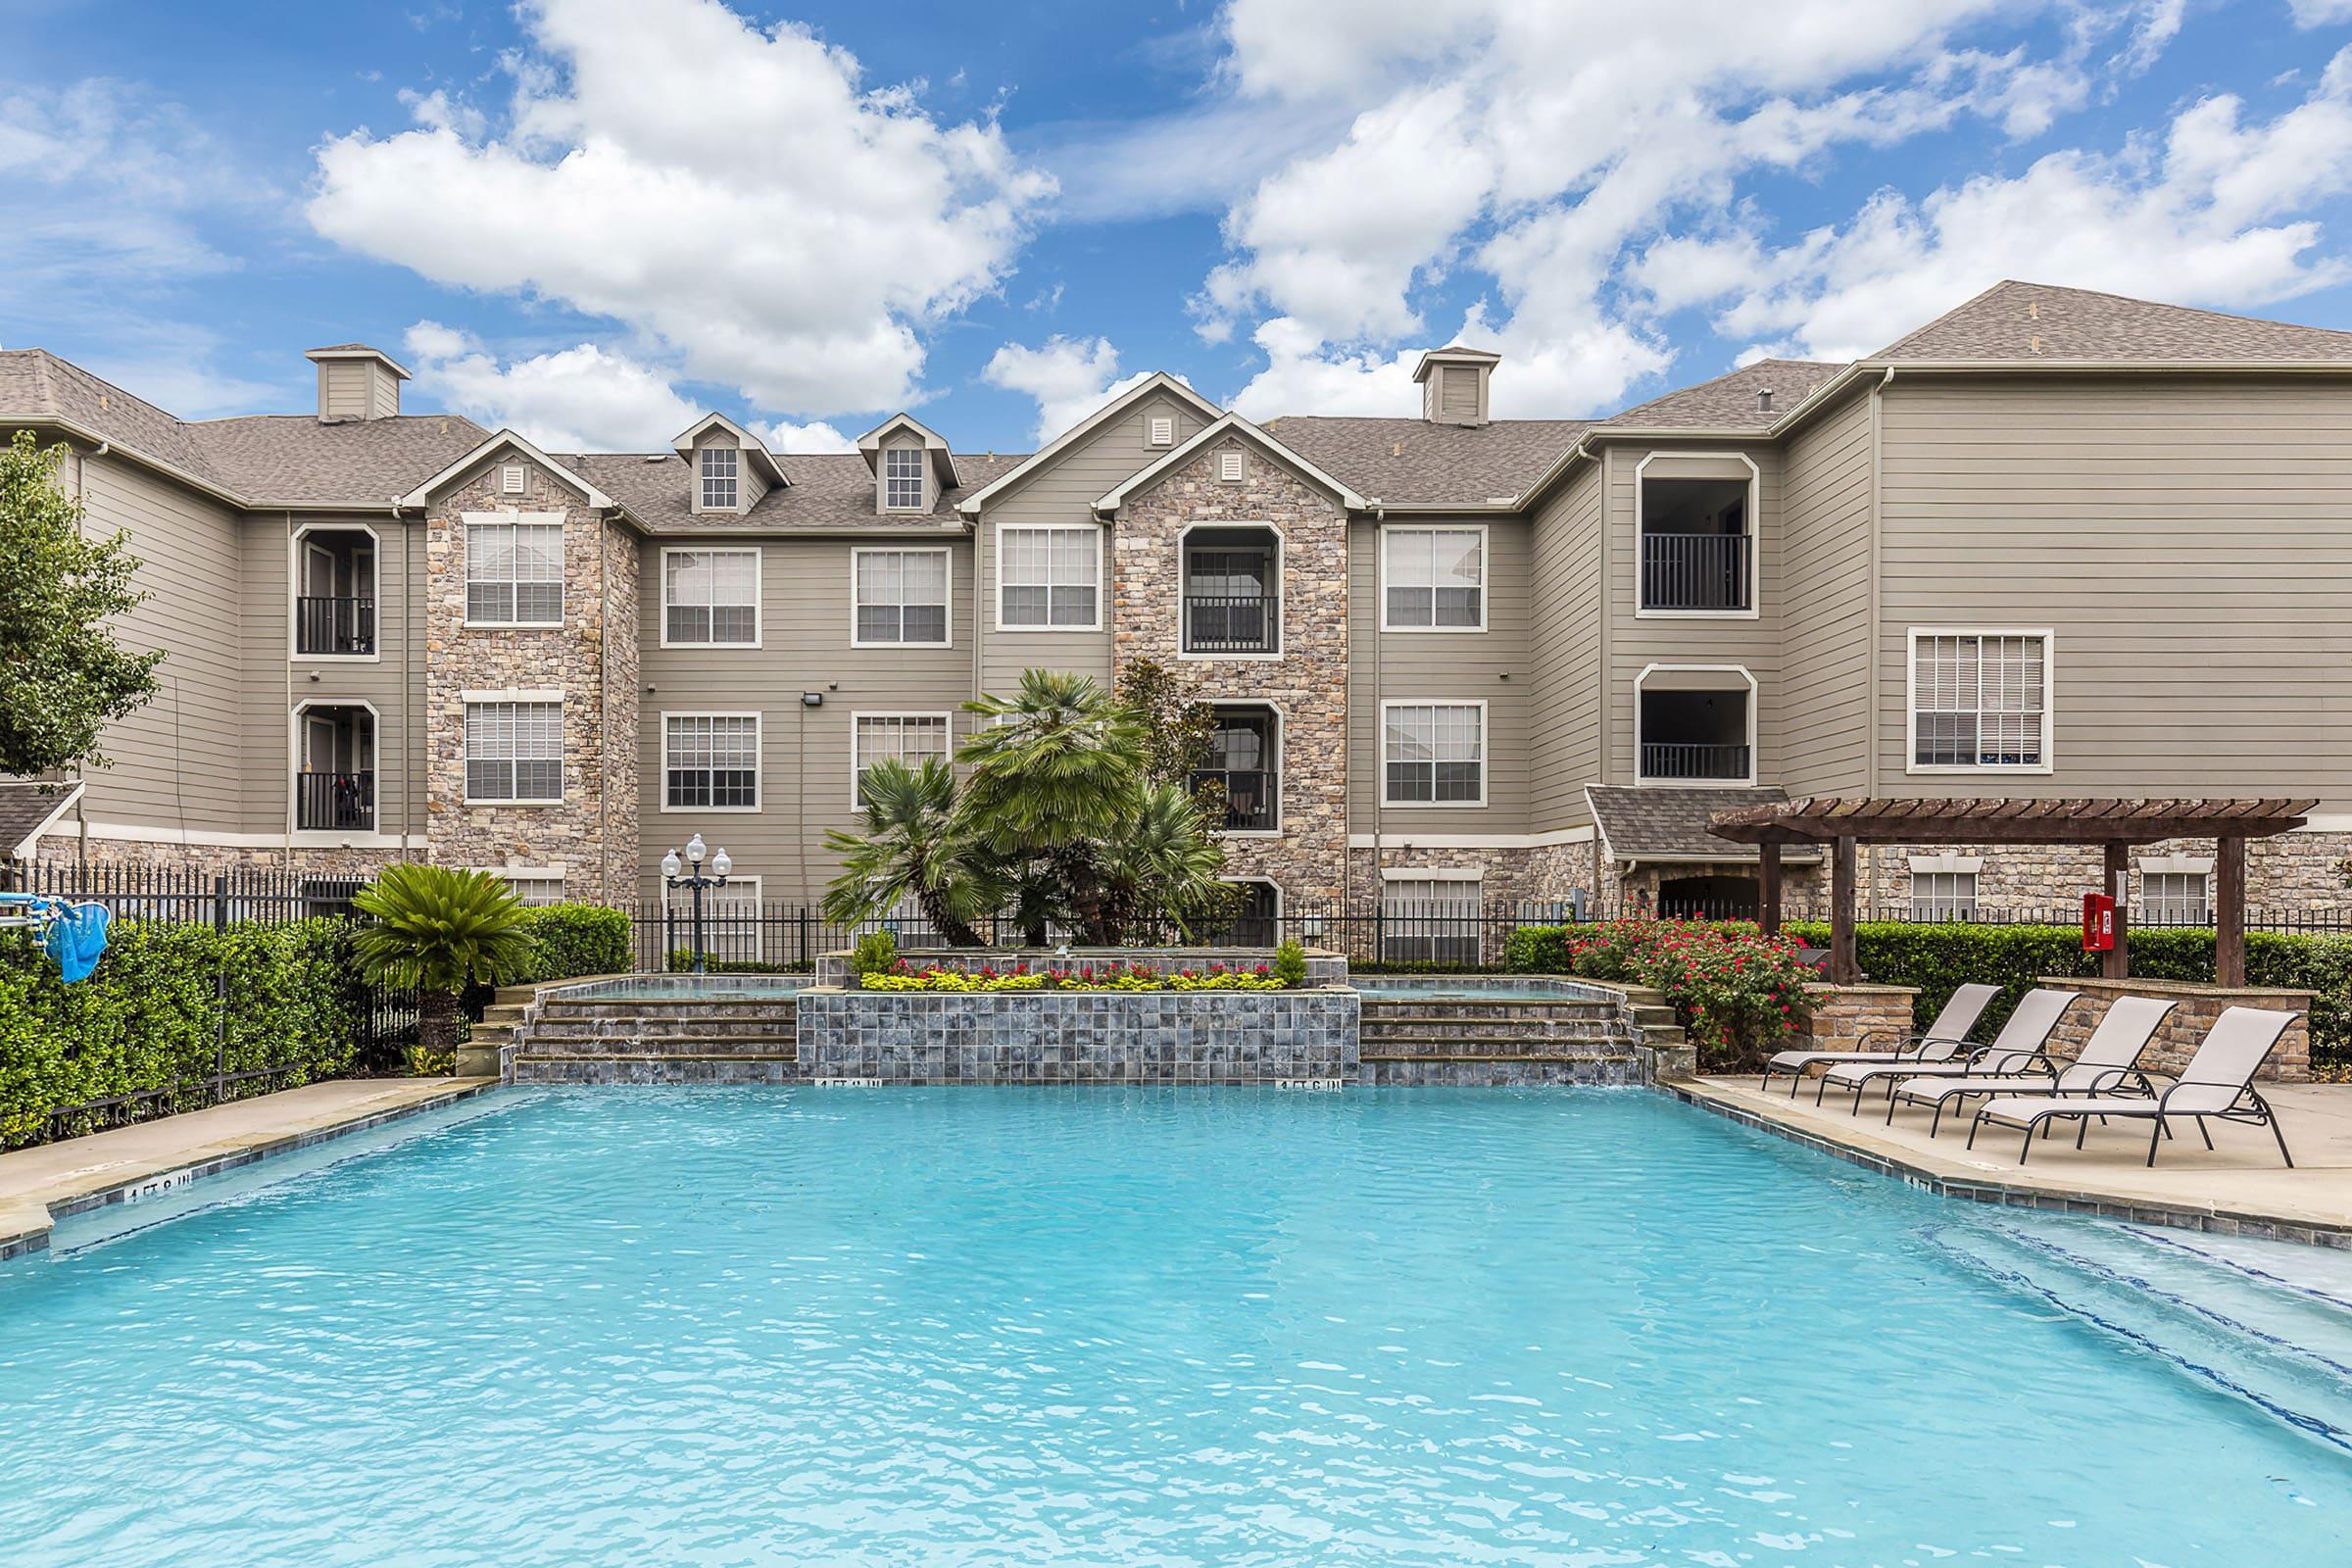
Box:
815;947;1349;988
2037;975;2314;1083
795;988;1361;1085
1794;983;1922;1057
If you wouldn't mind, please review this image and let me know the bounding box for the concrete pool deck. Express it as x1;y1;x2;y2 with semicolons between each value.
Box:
0;1077;498;1259
1676;1074;2352;1246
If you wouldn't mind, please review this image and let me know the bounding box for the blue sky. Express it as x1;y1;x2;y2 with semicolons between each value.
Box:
7;0;2352;455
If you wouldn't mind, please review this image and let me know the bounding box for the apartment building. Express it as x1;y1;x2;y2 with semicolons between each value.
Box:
4;280;2350;934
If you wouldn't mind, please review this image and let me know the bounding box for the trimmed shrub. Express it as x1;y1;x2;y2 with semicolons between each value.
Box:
1783;919;2352;1071
1507;919;1814;1069
852;928;899;977
0;918;367;1149
515;904;632;981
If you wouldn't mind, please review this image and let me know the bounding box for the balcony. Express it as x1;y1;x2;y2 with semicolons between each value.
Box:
1638;742;1752;781
1183;594;1279;655
296;770;375;832
297;595;376;657
1189;766;1278;832
1640;532;1750;612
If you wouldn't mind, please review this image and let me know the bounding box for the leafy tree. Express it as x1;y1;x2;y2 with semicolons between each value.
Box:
0;430;164;776
821;759;996;947
352;865;538;1061
1097;782;1237;941
1112;657;1218;789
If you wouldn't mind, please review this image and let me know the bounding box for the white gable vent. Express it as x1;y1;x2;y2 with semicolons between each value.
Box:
1218;451;1245;483
500;463;527;495
1148;416;1174;448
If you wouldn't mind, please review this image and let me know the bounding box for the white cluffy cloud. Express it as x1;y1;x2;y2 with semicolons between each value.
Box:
1195;0;2262;419
982;335;1159;444
312;0;1054;418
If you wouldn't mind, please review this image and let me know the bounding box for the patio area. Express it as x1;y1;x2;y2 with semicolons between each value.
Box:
1678;1074;2352;1244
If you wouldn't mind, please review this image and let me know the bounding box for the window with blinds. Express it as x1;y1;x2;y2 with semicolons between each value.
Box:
1384;527;1485;629
466;520;564;626
464;701;563;803
1911;631;2048;769
1383;703;1486;806
854;549;951;645
664;714;760;809
999;526;1100;629
854;713;951;806
663;550;760;645
1909;870;1980;921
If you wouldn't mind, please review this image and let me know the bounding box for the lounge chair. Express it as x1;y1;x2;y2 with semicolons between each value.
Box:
1819;987;2081;1113
1968;1005;2303;1167
1761;982;1998;1098
1884;994;2176;1136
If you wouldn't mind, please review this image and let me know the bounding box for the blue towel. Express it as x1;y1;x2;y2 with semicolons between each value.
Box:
42;902;110;984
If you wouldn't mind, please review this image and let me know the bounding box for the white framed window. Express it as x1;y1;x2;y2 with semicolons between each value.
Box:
853;548;952;647
1381;871;1483;964
700;445;739;511
853;712;952;806
1382;701;1486;808
663;713;760;811
667;874;766;964
1909;870;1980;921
1382;526;1487;631
998;524;1102;630
662;549;760;647
487;868;565;906
1148;415;1175;448
464;700;563;804
465;517;564;626
1909;630;2052;772
2141;870;2211;925
884;447;925;511
1218;451;1245;483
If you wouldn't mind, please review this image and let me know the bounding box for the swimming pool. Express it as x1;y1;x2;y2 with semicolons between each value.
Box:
3;1089;2345;1564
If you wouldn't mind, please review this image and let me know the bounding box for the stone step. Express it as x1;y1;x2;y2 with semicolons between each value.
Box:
537;1001;797;1021
1363;1038;1634;1058
1362;1051;1641;1065
514;1051;798;1064
1357;1005;1616;1024
1359;1016;1617;1035
519;1035;799;1056
530;1015;797;1040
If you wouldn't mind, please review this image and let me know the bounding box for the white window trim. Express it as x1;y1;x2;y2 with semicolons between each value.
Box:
1632;663;1758;788
288;697;380;845
1904;627;2057;777
1378;868;1487;963
288;521;383;664
698;444;742;514
660;710;763;814
461;511;566;630
1202;700;1284;838
1906;853;1985;875
850;710;955;807
480;865;567;906
993;522;1105;633
659;547;764;650
661;874;762;915
1632;451;1761;622
2138;854;2215;877
1176;521;1284;662
881;445;928;513
1377;521;1490;634
1908;867;1981;920
462;697;565;808
1379;698;1490;810
849;545;955;650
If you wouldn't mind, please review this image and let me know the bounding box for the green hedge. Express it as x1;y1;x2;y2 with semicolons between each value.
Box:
0;919;368;1149
514;904;632;982
1784;919;2352;1066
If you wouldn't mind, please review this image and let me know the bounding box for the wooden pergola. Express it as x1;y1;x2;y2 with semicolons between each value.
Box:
1706;797;2316;987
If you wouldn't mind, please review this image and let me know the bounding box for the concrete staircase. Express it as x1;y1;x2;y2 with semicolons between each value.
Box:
1358;995;1646;1085
507;993;800;1084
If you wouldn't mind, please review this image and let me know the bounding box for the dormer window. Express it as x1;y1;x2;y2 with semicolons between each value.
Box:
700;446;739;511
884;448;924;511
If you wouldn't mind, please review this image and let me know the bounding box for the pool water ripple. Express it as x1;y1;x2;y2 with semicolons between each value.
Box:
1;1087;2345;1565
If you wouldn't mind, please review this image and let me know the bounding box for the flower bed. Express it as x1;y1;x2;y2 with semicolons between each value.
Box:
1506;919;1815;1070
859;960;1289;993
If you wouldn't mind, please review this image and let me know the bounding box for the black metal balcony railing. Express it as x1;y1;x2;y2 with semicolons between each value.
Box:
297;596;376;656
1640;533;1749;612
296;770;374;832
1183;594;1278;654
1639;742;1751;781
1189;767;1278;832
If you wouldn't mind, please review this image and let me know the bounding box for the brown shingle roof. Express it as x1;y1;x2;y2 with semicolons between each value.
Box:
1587;784;1820;862
1874;280;2352;364
561;451;1023;534
186;414;488;507
1600;358;1846;431
0;780;80;858
0;349;221;482
1258;416;1592;506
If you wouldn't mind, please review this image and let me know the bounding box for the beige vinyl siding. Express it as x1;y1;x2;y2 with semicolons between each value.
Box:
1873;375;2352;806
1604;442;1783;784
976;395;1209;694
637;533;975;903
1348;517;1532;833
1775;386;1875;796
74;454;247;833
239;514;428;840
1529;463;1604;829
317;360;377;421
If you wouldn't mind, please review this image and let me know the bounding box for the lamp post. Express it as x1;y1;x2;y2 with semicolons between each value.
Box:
660;832;732;974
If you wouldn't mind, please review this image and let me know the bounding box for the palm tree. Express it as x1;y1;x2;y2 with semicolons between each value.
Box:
1098;782;1234;942
353;864;539;1062
959;670;1148;942
821;759;994;947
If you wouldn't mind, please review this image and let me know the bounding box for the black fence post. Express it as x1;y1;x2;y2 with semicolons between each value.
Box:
212;872;229;1102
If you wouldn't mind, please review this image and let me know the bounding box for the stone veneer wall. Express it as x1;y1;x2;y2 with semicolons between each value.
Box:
814;946;1350;987
420;459;639;903
2038;976;2314;1083
1860;833;2351;913
1789;983;1921;1060
1111;436;1348;899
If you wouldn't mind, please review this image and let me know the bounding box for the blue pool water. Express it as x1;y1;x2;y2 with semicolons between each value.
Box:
4;1088;2348;1565
556;974;808;1000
